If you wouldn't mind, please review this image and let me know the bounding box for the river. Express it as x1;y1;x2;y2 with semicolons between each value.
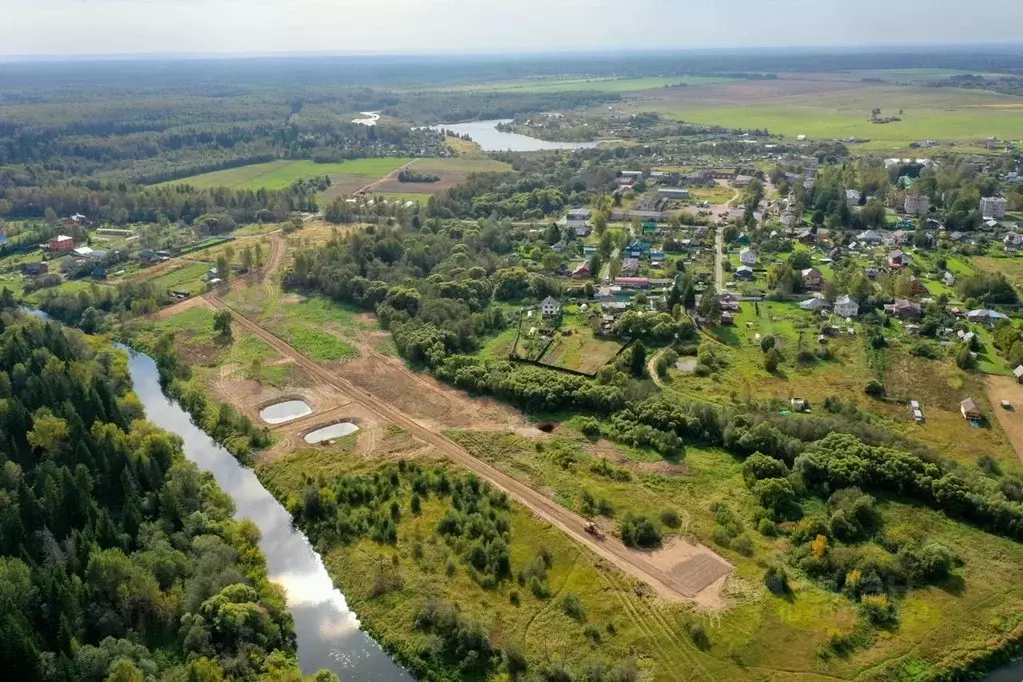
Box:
431;119;603;152
124;348;411;681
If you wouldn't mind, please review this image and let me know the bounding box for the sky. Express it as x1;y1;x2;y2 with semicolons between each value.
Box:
2;0;1022;57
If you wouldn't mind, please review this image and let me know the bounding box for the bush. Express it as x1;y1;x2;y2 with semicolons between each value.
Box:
686;621;711;649
583;624;601;644
859;594;897;626
756;518;777;536
505;644;528;677
864;380;885;397
619;514;663;549
659;509;682;528
764;564;789;595
578;417;602;439
732;533;755;556
760;335;776;352
530;576;549;599
560;593;586;622
764;348;780;372
509;591;520;606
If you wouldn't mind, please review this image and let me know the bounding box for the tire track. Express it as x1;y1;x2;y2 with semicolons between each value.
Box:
209;293;729;603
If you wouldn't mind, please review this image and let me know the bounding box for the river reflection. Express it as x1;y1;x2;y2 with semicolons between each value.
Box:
124;349;411;680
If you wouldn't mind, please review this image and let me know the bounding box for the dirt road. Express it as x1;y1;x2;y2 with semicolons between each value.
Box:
985;375;1023;465
209;293;730;602
714;227;724;292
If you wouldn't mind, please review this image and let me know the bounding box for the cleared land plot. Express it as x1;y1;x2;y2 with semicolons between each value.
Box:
986;375;1023;465
160;159;411;191
362;157;512;196
539;332;623;374
147;261;212;295
632;80;1023;146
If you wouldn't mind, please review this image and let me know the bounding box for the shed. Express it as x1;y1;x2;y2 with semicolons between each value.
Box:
960;398;981;421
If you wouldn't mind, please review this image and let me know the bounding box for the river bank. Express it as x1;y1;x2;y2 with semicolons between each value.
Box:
124;348;411;680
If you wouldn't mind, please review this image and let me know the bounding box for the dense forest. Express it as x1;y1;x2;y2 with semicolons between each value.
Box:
0;306;339;681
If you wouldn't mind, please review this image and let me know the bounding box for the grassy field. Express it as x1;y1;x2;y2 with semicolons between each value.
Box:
147;261;212;295
639;81;1023;146
540;329;623;375
256;424;1023;682
434;75;733;94
160;159;411;191
363;157;513;198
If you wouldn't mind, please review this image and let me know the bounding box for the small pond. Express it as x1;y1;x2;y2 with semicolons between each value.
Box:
260;399;313;424
305;422;360;443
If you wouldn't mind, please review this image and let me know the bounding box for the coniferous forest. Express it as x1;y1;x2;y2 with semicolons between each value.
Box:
0;306;335;682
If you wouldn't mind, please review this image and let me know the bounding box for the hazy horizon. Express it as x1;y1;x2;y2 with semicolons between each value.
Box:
3;0;1023;57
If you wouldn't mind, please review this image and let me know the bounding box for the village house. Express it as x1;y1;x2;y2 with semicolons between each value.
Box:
1014;365;1023;384
540;296;561;318
799;296;829;312
48;234;75;253
615;276;650;290
734;265;754;280
620;257;640;276
802;267;823;290
967;309;1009;325
551;239;566;253
857;230;883;245
781;212;798;228
21;261;48;276
888;249;911;269
620;170;644;180
739;248;757;266
834;295;860;318
890;230;909;246
846;189;862;209
942;271;955;287
885;299;923;319
960;398;982;421
1004;233;1023;253
572;261;591;279
907;276;929;297
980;196;1008;219
795;228;815;244
566;208;592;237
903;195;930;216
733;174;753;188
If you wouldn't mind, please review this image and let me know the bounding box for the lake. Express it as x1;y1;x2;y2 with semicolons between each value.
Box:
124;349;410;681
431;119;602;152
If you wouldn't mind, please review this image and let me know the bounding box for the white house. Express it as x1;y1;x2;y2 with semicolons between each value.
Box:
942;271;955;286
739;248;757;266
540;296;561;318
980;196;1008;219
834;295;860;318
846;189;862;209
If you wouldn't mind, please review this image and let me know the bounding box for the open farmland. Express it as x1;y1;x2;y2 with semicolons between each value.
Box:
160;158;411;192
628;78;1023;148
361;157;513;196
433;75;733;93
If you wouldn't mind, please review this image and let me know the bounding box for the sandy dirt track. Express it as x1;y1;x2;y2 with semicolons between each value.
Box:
986;375;1023;465
207;292;732;605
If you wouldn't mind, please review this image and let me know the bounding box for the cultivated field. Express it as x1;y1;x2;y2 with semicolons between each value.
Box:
160;158;411;191
361;157;512;196
540;332;623;375
626;77;1023;147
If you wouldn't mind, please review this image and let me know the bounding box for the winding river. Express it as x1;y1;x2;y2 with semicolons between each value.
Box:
124;349;411;681
431;119;603;152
